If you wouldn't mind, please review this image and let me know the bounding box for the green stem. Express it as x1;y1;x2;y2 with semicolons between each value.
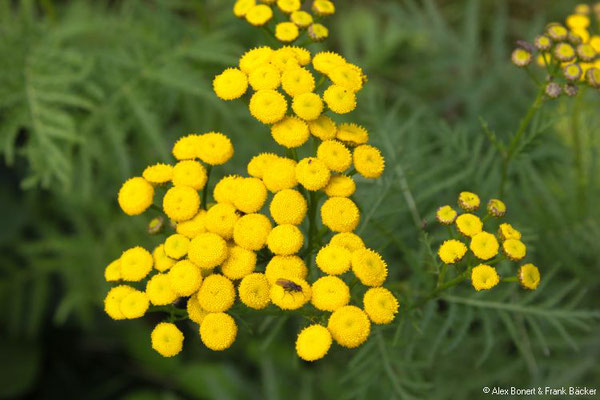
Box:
411;272;468;310
202;165;212;210
305;191;318;269
572;91;585;215
502;276;519;283
437;264;448;288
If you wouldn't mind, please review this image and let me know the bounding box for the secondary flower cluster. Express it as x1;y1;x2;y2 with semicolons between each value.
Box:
436;192;541;291
511;3;600;98
233;0;334;42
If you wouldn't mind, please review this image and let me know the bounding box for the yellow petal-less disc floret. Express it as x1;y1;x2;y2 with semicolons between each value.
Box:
547;23;568;41
163;186;200;222
317;140;352;172
247;153;279;178
336;123;368;146
238;273;271;309
104;259;121;282
153;244;176;272
172;134;202;160
233;0;255;17
233;213;273;250
518;263;541;290
239;46;274;74
438;239;467;264
176;209;207;239
295;325;332;361
324;174;356;197
120;290;150;319
458;191;480;211
199;312;237;351
197;274;236;312
213;175;243;205
511;48;532;67
321;197;360;232
197;132;234;166
503;239;527;261
315;244;352;275
267;224;304;255
567;13;590;30
554;43;576;62
329;64;364;92
470;232;499;261
151;322;184;357
221;245;257;280
471;264;500;291
327;305;370;348
290;10;313;28
143;163;173;184
187;296;208;324
329;232;365;253
308;23;329;42
104;285;134;320
118;177;154;216
121;246;153;281
164;234;190;260
277;0;300;13
292;92;324;121
281;67;315;97
296;157;331;191
308;115;337;140
245;4;273;26
487;198;506;217
168;260;203;296
233;177;268;213
172;160;207;190
455;213;483;237
271;116;310;148
498;223;521;241
323;84;357;114
249;90;288;124
283;46;311;65
265;255;308;284
311;276;350;311
275;22;300;43
213;68;248;100
436;205;457;225
363;287;398;324
270;277;311;310
312;52;346;75
351;248;388;287
146;273;178;305
271;48;301;71
269;189;307;225
353;145;385;179
205;203;240;240
312;0;335;16
188;232;229;269
249;64;281;91
262;157;297;192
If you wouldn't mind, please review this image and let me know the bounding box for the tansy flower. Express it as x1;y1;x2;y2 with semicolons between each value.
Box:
233;213;273;250
587;68;600;88
292;92;324;121
176;210;207;239
233;0;255;17
265;255;308;284
312;0;335;16
188;232;229;269
104;259;121;282
146;273;178;305
309;115;337;140
308;23;329;42
351;248;388;287
267;224;304;255
511;48;531;67
205;203;240;240
143;163;173;184
564;63;583;81
455;213;483;237
249;90;288;124
567;13;590;30
172;134;202;160
498;222;521;241
353;145;385;179
275;22;300;43
104;285;135;320
153;244;176;272
317;140;352;172
270;277;311;310
554;43;576;62
120;246;153;281
239;47;274;74
547;23;568;41
324;174;356;197
290;10;313;28
438;239;467;264
296;157;331;191
470;232;499;261
311;276;350;311
545;82;561;99
233;177;268;213
315;244;352;275
247;153;279;178
564;83;578;97
271;116;310;148
312;52;346;75
329;64;363;92
199;313;238;351
213;68;248;100
436;205;457;225
363;287;399;324
281;67;315;97
197;132;234;165
197;274;236;312
245;4;273;26
168;260;203;296
213;175;243;205
164;233;190;259
147;216;165;235
329;232;365;253
458;191;480;211
221;245;257;280
163;186;200;222
471;264;500;291
321;197;360;232
151;322;184;357
503;239;527;261
534;35;552;51
487;198;506;217
238;273;271;309
295;325;332;361
327;305;370;348
324;84;357;114
171;160;208;190
577;43;596;62
249;64;281;91
518;263;541;290
187;296;208;324
120;290;149;319
336;123;368;146
277;0;300;13
118;177;154;216
262;157;298;192
269;189;307;225
283;46;311;66
270;48;301;71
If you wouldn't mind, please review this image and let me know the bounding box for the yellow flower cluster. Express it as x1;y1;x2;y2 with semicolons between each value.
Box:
436;192;541;291
233;0;335;42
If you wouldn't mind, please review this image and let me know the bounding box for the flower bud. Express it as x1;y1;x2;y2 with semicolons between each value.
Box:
545;82;561;98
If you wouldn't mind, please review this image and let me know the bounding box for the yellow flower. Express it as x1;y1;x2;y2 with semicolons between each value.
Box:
307;23;329;41
363;287;398;324
312;0;335;16
283;45;311;65
586;67;600;88
471;264;499;291
487;199;506;217
317;140;352;172
271;47;301;71
143;163;173;184
199;312;237;351
270;277;311;310
248;64;281;91
296;157;331;191
547;23;568;41
292;92;324;121
267;224;304;255
290;10;313;28
104;285;134;320
176;209;207;239
321;197;360;232
247;152;279;178
168;260;203;296
323;84;357;114
324;174;355;197
308;115;337;140
213;68;248;100
327;305;370;348
277;0;300;13
281;67;315;97
470;232;499;261
503;239;526;261
197;274;236;312
238;273;271;309
275;22;300;43
162;186;200;222
245;4;273;26
436;205;457;225
577;43;596;61
146;273;178;305
554;42;576;62
120;290;150;319
518;263;540;290
498;223;521;241
353;145;385;179
221;245;257;280
262;157;298;192
120;246;153;281
233;0;255;17
564;63;582;81
213;175;243;205
151;322;184;357
153;244;176;272
329;232;365;253
118;177;154;216
164;234;190;260
311;276;350;311
295;324;332;361
239;46;274;74
104;259;121;282
249;90;288;124
315;244;351;275
351;248;387;287
438;239;467;264
233;213;273;250
455;213;483;237
511;48;531;67
271;116;310;148
590;36;600;53
458;191;480;211
187;296;208;324
198;132;234;165
188;232;229;269
336;123;368;146
233;177;268;213
265;255;308;284
269;188;307;225
329;64;363;92
172;160;208;191
205;203;240;240
566;14;590;30
172;134;202;160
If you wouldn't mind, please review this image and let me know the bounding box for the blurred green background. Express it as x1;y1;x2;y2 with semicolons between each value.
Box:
1;0;600;399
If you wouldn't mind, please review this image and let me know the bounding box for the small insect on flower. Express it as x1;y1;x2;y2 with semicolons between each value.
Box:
276;278;304;294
